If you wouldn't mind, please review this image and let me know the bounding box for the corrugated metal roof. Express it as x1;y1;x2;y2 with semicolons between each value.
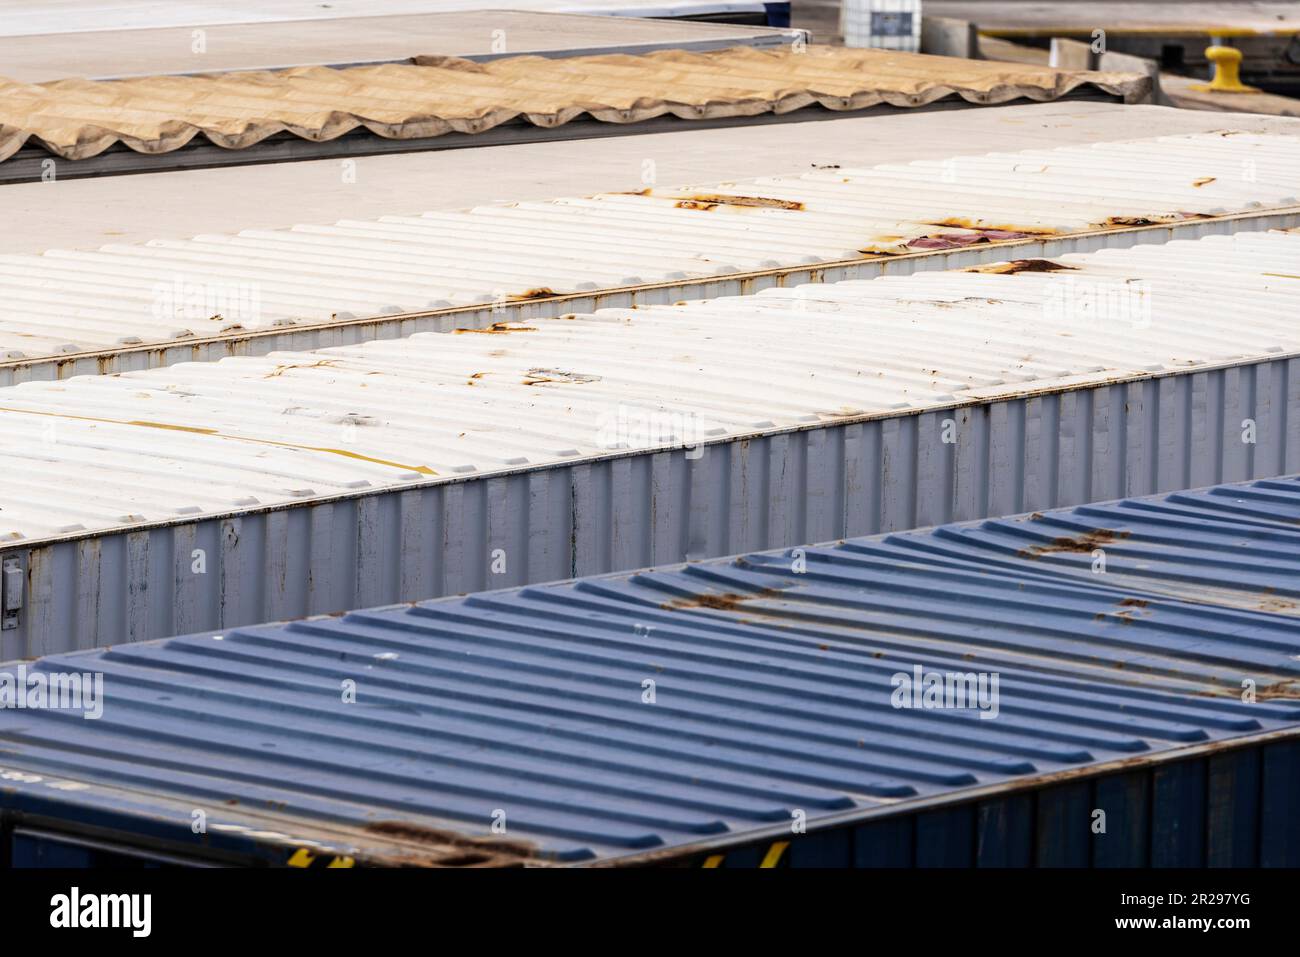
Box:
0;47;1145;164
2;228;1299;546
3;473;1297;865
1;131;1297;376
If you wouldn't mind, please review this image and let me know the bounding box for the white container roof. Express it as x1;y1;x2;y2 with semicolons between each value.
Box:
1;228;1297;544
1;131;1297;374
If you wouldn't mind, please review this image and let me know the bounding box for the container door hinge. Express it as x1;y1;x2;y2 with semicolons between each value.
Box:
1;557;22;631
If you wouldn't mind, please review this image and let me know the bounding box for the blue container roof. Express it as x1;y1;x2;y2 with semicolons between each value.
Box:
3;476;1299;865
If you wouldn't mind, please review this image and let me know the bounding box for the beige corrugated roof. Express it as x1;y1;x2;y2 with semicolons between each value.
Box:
0;46;1149;163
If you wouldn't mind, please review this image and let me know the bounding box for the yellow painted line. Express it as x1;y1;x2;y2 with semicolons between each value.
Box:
326;856;356;868
287;848;316;867
759;841;789;868
0;406;437;475
701;854;724;868
1263;273;1300;280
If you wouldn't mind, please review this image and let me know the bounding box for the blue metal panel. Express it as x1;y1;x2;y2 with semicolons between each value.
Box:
1;475;1299;866
1260;741;1300;867
1206;750;1263;867
1092;772;1151;868
1034;782;1093;867
975;794;1034;867
763;2;791;27
853;818;912;868
1150;760;1207;867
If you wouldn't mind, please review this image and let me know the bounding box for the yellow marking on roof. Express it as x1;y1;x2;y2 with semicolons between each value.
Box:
0;407;437;475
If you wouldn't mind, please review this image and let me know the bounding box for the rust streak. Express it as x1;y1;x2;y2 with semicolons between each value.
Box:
507;288;557;301
923;217;1058;236
454;322;538;334
1019;528;1131;558
672;194;805;212
966;258;1078;275
661;587;782;611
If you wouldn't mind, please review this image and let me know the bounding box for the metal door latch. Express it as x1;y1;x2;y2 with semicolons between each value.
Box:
1;557;22;630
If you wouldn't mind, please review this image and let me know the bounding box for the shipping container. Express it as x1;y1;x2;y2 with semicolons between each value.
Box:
2;131;1298;385
2;473;1297;868
3;229;1300;654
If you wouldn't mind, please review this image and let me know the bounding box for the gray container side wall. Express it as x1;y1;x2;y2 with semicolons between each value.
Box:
4;355;1299;657
661;737;1300;869
2;211;1296;388
5;356;1294;657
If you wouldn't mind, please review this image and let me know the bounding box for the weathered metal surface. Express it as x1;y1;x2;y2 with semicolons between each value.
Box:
0;47;1147;164
2;229;1300;653
1;131;1297;384
2;473;1298;867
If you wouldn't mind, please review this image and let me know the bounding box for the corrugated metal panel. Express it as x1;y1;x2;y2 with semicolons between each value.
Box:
3;229;1300;653
2;130;1298;384
0;47;1146;163
2;474;1297;867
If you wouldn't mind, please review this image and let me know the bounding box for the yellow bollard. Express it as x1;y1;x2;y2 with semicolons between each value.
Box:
1189;45;1258;93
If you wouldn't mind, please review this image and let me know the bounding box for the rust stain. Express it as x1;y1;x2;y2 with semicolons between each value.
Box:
1118;597;1150;608
967;258;1078;275
1095;212;1211;228
1019;528;1131;558
1194;679;1300;701
1192;176;1217;188
364;820;538;867
923;217;1058;236
262;358;340;379
1257;597;1299;613
672;194;805;212
454;322;538;334
1102;215;1161;227
521;368;601;386
507;288;557;301
1257;680;1300;700
906;226;1042;250
661;587;782;612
